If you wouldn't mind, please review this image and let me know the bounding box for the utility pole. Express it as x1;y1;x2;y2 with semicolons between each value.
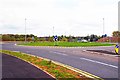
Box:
25;18;27;42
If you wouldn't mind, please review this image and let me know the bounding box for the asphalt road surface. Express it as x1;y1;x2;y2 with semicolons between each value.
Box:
2;53;54;79
1;42;119;79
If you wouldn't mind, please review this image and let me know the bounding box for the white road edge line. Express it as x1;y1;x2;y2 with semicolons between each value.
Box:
80;58;118;69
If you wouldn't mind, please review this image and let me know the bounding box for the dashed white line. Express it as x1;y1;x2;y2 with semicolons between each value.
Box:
80;58;118;69
50;51;68;56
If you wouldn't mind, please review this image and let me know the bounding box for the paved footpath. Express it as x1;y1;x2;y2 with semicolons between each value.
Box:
2;53;55;80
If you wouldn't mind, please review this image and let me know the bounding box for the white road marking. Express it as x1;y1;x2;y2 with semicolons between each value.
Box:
80;58;118;69
13;51;20;52
51;51;68;56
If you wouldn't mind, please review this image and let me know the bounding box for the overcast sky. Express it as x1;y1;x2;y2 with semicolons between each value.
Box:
0;0;119;37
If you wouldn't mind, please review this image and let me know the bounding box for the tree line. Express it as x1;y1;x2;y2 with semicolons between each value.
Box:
0;34;100;42
0;34;37;41
112;31;120;37
0;31;119;42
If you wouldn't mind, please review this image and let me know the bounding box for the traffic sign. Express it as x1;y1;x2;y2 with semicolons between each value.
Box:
116;45;119;48
115;44;119;54
102;34;107;37
54;35;58;41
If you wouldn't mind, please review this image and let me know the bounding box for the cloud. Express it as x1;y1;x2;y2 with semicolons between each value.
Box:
0;0;119;36
54;0;80;9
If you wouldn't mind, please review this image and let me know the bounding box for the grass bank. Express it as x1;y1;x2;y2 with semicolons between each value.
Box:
19;41;114;47
1;50;95;80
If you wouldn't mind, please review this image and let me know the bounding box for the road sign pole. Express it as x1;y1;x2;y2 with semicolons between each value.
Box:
103;18;104;36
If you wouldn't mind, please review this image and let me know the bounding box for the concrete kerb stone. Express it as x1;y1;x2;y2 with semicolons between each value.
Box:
16;44;113;49
11;51;103;80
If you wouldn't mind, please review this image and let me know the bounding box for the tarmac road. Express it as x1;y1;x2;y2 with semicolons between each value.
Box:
2;53;54;80
1;42;119;79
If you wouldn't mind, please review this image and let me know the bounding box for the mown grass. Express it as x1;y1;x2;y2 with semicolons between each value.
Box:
19;41;114;47
0;50;93;80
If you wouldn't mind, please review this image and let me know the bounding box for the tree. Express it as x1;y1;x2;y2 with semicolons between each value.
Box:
39;37;46;41
88;34;99;42
0;34;2;41
2;35;11;41
34;37;38;42
61;37;68;42
112;31;120;37
68;35;73;42
48;37;53;42
27;37;32;41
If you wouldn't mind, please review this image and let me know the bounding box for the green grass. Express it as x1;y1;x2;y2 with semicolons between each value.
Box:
19;41;114;47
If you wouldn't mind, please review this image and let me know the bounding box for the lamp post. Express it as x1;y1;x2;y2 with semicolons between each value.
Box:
53;26;54;36
25;18;27;42
103;18;105;42
53;26;55;45
103;18;104;35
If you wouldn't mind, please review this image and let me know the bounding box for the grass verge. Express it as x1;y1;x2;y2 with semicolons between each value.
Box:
0;50;95;80
19;42;114;47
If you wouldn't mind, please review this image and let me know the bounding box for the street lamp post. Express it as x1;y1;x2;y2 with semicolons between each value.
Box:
103;18;105;42
103;18;104;35
25;18;27;42
53;26;54;36
53;26;55;45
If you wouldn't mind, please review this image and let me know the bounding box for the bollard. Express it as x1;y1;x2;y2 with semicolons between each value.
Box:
115;44;119;54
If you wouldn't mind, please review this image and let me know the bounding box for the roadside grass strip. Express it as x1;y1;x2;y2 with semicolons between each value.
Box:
19;42;114;47
0;50;103;80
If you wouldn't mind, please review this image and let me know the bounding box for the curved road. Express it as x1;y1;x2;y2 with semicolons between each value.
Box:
2;53;54;79
1;43;119;79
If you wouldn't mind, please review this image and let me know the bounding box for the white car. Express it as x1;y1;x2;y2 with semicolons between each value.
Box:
81;39;88;42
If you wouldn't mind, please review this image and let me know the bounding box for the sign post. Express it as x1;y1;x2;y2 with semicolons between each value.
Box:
25;18;27;43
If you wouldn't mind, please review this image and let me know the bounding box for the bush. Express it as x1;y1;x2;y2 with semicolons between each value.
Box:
61;37;68;42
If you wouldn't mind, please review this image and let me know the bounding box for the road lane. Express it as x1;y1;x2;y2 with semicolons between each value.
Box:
1;43;118;78
80;58;118;69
